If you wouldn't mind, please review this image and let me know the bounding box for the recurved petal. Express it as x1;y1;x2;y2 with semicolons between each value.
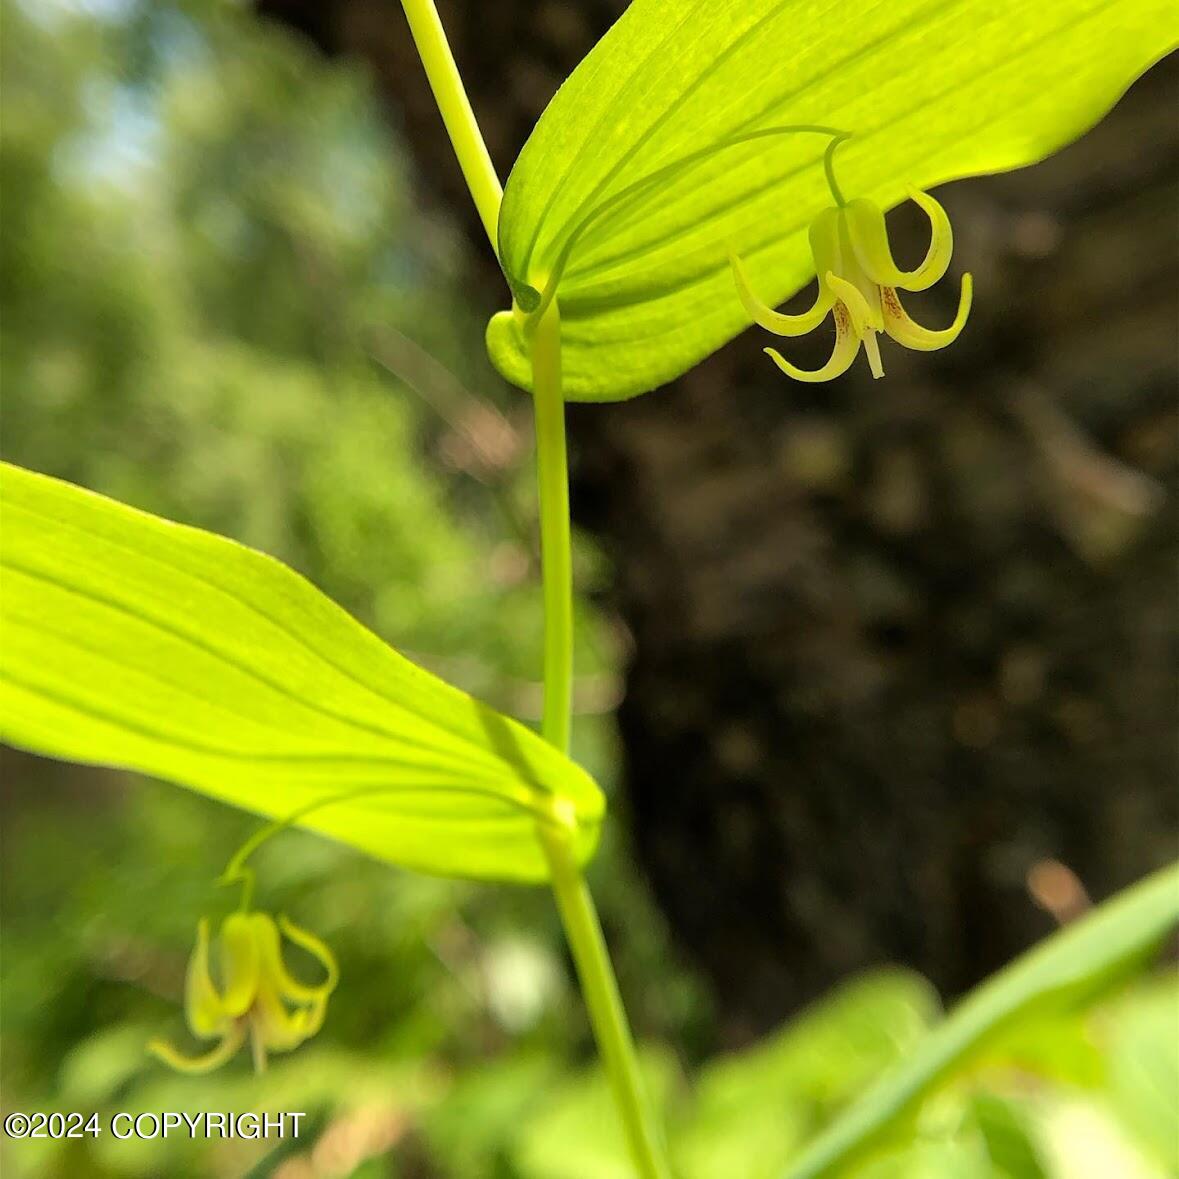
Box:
183;918;230;1039
276;914;339;1002
846;191;953;293
902;188;954;291
729;251;832;337
881;275;973;351
764;301;861;383
148;1024;245;1075
298;992;331;1040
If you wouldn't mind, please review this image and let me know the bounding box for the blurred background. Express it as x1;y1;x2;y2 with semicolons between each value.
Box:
1;1;1176;1176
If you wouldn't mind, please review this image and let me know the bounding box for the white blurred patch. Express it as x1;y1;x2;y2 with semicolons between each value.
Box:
482;936;561;1033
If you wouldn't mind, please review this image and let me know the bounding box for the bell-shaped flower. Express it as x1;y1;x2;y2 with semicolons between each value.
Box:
730;189;972;382
148;910;338;1074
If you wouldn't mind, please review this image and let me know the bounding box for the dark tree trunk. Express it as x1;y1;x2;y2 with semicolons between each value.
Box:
259;0;1178;1040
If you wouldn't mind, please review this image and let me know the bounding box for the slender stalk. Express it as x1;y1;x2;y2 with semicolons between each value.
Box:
530;300;574;753
823;133;851;208
395;7;670;1174
530;300;670;1179
538;817;672;1179
397;0;502;255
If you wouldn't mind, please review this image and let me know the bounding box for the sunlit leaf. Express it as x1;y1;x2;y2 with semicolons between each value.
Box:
488;0;1177;401
0;463;602;882
783;861;1179;1178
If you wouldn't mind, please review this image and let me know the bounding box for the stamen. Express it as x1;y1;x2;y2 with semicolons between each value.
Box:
250;1022;268;1075
862;330;885;379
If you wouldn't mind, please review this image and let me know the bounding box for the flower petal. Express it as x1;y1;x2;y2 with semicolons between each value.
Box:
764;301;861;383
824;272;878;335
729;251;831;336
250;912;336;1007
183;918;229;1038
252;981;315;1055
881;274;973;351
277;914;340;1001
297;992;331;1040
218;914;261;1018
846;191;953;293
148;1024;245;1074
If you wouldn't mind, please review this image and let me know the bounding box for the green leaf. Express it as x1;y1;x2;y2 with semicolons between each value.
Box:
966;1010;1105;1090
782;861;1179;1179
0;462;603;882
849;1137;991;1179
513;1048;679;1179
971;1093;1050;1179
693;970;938;1112
488;0;1177;401
424;1055;560;1179
675;971;937;1179
1104;977;1179;1170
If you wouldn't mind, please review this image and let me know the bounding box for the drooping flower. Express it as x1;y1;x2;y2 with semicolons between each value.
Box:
730;188;972;382
148;911;338;1074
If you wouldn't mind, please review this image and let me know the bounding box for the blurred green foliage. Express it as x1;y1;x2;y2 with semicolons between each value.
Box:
1;1;1174;1176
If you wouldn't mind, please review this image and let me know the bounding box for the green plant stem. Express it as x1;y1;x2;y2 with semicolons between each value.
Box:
538;818;672;1179
397;0;502;255
396;9;670;1174
530;300;670;1179
530;300;574;754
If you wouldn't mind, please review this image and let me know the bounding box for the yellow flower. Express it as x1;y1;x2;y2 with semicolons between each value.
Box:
730;188;972;382
148;911;338;1074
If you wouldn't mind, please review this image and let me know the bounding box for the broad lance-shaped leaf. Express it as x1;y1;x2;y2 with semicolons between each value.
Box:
0;463;603;882
488;0;1177;402
782;860;1179;1179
